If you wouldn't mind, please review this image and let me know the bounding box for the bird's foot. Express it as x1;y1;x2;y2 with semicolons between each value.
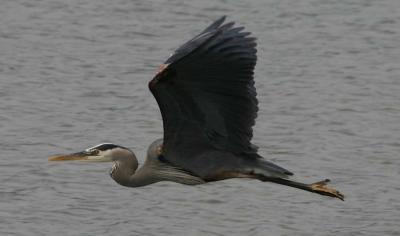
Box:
309;179;344;201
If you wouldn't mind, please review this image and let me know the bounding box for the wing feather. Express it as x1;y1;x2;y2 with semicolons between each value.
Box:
149;17;260;176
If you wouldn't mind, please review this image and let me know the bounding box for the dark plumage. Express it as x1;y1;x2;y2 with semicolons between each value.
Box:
149;16;291;180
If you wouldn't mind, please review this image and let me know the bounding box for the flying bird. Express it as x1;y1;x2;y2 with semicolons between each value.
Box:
49;16;344;200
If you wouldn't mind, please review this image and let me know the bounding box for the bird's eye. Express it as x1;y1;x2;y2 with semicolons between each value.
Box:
91;149;100;155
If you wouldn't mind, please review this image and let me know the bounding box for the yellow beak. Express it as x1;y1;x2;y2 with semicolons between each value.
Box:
48;152;89;161
48;151;112;162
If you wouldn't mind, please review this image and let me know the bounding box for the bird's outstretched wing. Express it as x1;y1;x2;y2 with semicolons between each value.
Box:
149;16;259;175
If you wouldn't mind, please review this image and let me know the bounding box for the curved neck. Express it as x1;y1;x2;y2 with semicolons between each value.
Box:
109;147;204;187
110;157;162;188
127;166;162;187
111;158;204;187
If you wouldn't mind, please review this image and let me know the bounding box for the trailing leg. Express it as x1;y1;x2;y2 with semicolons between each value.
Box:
257;176;344;200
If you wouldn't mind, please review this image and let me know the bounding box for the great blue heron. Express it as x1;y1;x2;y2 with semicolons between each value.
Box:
49;16;344;200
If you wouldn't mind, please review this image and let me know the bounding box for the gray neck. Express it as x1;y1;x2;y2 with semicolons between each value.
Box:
127;167;162;187
110;156;204;187
110;156;161;187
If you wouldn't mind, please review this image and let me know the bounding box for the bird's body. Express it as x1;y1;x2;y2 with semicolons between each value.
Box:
49;16;344;200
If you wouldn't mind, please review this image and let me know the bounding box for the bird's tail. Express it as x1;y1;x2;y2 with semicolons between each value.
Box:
251;159;293;179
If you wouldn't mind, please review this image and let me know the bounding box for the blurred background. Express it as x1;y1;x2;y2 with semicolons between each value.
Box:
0;0;399;235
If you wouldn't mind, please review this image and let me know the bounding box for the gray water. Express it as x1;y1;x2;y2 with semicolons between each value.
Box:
1;0;399;235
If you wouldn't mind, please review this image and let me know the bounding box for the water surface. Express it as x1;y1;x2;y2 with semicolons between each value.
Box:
1;0;399;235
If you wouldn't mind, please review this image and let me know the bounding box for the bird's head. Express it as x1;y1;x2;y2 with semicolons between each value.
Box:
49;143;140;187
48;143;134;163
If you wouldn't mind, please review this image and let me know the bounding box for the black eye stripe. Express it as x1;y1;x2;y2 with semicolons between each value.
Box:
86;143;129;152
90;144;128;151
96;144;120;151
